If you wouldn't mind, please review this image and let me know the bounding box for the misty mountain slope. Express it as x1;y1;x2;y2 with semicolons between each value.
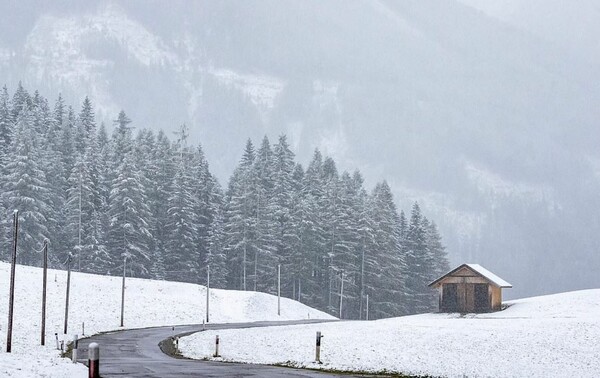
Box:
0;0;599;299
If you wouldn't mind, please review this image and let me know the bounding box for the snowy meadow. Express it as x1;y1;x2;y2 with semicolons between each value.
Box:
0;262;333;377
179;289;600;378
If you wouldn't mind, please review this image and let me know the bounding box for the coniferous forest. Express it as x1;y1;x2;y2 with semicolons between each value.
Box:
0;84;449;319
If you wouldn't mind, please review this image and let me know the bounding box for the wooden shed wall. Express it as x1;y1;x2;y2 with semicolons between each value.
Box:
434;266;505;313
491;286;502;311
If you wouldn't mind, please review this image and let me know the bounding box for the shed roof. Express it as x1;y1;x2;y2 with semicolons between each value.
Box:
429;263;513;288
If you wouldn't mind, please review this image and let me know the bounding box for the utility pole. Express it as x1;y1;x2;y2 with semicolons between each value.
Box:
206;265;210;323
41;239;48;346
277;264;281;316
339;270;344;319
366;294;369;321
78;164;82;271
6;210;19;353
120;257;126;327
64;255;72;335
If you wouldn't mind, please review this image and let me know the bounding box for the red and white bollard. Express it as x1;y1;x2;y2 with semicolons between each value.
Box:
88;342;99;378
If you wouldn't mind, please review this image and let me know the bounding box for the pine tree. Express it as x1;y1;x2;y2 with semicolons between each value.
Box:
404;202;434;313
1;105;52;265
148;130;174;280
164;142;198;282
251;136;276;292
271;135;296;295
106;121;152;277
298;149;328;309
367;181;405;318
224;139;257;290
10;82;31;123
75;97;96;154
0;85;12;172
191;144;223;282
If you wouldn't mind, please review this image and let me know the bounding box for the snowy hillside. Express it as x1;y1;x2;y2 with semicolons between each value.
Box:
0;262;333;377
180;289;600;378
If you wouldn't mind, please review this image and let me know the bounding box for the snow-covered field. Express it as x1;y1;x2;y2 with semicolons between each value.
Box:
0;262;333;377
180;289;600;378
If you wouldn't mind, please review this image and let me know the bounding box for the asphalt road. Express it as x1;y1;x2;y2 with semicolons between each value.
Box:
77;320;374;377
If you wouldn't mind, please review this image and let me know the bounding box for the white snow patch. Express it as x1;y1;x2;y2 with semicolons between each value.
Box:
211;68;285;111
0;262;333;377
180;289;600;377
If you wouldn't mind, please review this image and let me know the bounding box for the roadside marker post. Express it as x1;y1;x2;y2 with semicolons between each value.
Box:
213;335;220;357
315;331;323;364
72;334;78;363
55;333;60;350
88;342;100;378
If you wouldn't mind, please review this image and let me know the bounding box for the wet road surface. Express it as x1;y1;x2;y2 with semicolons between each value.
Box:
77;320;376;377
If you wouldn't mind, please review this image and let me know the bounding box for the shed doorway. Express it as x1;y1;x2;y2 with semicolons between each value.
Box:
442;283;458;312
474;283;490;312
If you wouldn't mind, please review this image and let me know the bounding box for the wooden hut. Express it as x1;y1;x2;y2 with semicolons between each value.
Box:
428;264;512;313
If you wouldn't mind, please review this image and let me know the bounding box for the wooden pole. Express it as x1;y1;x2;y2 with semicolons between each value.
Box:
206;265;210;323
120;257;126;327
277;264;281;316
41;239;48;345
366;294;369;321
339;270;344;319
64;255;71;335
6;210;19;353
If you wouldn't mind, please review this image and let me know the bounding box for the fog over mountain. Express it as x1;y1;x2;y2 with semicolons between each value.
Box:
1;0;599;299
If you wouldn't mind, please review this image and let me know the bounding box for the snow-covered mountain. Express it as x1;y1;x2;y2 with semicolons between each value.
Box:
1;0;599;299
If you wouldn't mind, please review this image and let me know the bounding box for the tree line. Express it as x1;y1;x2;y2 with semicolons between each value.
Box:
0;84;449;319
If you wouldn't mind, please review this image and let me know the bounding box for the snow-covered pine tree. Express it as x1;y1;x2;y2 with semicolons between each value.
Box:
0;85;12;174
368;181;406;318
164;140;198;282
250;136;277;292
147;130;174;280
191;144;224;283
300;149;328;309
0;85;11;259
107;112;152;277
351;170;376;319
224;139;257;290
75;97;95;154
271;135;296;295
425;220;450;284
404;202;435;313
10;82;31;124
1;105;52;265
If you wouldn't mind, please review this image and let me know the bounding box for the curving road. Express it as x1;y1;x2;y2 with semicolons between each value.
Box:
77;320;375;377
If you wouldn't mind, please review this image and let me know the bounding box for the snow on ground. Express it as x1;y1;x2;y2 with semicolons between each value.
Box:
0;262;333;377
180;289;600;378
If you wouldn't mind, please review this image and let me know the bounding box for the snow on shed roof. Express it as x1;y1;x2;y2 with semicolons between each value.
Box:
466;264;512;288
429;263;512;288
